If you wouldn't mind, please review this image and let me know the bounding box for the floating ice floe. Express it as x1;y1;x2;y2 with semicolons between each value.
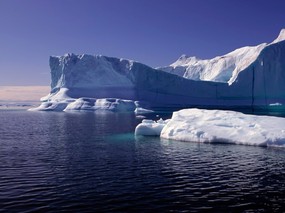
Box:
135;108;285;147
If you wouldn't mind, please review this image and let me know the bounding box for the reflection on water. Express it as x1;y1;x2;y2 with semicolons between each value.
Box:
0;110;285;212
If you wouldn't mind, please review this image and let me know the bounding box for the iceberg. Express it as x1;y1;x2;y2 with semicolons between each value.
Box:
135;108;285;147
30;29;285;112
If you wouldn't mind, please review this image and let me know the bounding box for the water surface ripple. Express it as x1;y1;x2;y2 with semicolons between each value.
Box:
0;110;285;212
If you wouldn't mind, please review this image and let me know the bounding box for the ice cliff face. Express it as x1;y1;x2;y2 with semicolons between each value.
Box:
49;54;134;89
32;29;285;112
44;54;159;102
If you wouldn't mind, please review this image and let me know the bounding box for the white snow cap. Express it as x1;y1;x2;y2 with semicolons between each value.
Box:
271;29;285;44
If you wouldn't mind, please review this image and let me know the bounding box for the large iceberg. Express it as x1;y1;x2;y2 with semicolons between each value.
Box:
31;29;285;112
135;108;285;147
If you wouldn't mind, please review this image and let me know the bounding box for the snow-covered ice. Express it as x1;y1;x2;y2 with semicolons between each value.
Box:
135;108;285;147
159;29;285;85
159;43;266;84
271;29;285;44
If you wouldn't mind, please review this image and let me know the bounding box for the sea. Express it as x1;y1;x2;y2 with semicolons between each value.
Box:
1;107;285;212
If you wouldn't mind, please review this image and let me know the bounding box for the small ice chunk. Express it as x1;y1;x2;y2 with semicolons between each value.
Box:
135;118;169;136
134;107;154;114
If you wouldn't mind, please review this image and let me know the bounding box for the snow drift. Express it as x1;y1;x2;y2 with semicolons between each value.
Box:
31;29;285;112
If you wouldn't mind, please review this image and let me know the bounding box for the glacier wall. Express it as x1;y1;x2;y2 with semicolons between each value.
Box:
48;54;136;100
34;31;285;112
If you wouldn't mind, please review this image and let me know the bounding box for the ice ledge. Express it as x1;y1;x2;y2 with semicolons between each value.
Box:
28;97;155;114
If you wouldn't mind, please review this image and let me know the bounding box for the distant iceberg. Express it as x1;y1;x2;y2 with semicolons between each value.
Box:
135;108;285;147
30;29;285;112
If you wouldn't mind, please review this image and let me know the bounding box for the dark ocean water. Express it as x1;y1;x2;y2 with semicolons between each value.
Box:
1;109;285;212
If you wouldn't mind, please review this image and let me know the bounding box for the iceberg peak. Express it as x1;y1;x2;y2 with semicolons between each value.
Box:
172;55;199;67
271;28;285;44
178;54;190;61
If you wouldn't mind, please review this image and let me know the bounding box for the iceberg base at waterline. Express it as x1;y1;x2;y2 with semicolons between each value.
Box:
28;97;138;112
135;108;285;147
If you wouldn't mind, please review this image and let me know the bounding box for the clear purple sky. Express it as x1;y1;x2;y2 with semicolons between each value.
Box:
0;0;285;86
